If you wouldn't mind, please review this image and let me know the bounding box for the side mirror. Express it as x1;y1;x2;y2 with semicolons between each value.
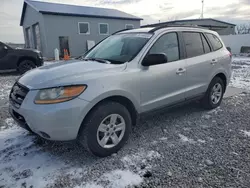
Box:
142;53;168;66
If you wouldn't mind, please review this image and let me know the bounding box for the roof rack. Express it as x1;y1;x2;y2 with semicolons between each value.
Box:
112;28;131;35
148;24;205;33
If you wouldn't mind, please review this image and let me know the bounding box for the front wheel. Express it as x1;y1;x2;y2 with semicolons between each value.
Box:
78;101;132;157
201;77;225;110
18;60;36;74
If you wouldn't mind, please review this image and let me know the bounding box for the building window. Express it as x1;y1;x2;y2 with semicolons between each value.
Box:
99;23;109;35
125;24;134;29
25;27;32;48
78;22;90;34
32;23;41;50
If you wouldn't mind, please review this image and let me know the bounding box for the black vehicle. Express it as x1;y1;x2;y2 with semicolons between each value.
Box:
0;41;44;74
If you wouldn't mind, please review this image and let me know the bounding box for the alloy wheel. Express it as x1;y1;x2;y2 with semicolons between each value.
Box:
97;114;126;149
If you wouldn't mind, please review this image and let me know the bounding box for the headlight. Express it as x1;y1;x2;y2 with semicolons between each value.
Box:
34;85;87;104
37;52;43;59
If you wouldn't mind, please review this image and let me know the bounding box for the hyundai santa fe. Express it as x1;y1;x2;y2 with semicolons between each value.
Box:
9;26;231;157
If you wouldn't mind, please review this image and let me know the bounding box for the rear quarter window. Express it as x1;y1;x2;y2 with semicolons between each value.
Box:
205;33;223;51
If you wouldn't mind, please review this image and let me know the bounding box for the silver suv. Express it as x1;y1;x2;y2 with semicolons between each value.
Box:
9;26;231;157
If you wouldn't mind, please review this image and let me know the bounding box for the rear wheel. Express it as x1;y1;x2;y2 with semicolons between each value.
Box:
18;60;36;74
201;77;225;109
78;101;132;157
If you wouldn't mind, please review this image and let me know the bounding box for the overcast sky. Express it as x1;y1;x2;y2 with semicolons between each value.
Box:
1;0;250;43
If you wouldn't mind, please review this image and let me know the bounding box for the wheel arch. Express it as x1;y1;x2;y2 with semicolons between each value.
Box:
77;95;139;137
17;56;36;67
211;72;228;93
208;70;229;92
215;73;227;91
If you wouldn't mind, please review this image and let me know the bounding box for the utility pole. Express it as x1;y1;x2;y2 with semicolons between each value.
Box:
201;0;204;19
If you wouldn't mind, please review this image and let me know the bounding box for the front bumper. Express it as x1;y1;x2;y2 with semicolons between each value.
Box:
9;89;90;141
36;57;44;67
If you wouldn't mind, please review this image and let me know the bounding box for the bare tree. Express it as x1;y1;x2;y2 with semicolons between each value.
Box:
236;23;250;34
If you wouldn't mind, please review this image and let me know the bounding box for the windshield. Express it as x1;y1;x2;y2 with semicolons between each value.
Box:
85;33;152;64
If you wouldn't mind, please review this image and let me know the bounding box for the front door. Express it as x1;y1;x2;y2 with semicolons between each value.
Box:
59;36;70;57
0;42;11;70
140;32;187;112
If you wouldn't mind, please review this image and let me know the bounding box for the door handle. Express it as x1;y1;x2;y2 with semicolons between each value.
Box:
211;59;218;65
176;68;186;75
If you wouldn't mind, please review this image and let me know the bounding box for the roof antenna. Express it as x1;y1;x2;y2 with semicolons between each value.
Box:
201;0;204;19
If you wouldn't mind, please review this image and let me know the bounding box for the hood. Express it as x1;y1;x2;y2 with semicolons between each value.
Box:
18;60;126;89
15;48;40;54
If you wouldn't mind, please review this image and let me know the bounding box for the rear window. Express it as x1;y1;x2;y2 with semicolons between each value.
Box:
205;33;223;51
183;32;204;58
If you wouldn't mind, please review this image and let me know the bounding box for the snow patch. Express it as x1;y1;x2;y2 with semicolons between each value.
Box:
79;183;103;188
230;57;250;91
103;170;142;188
4;118;16;127
197;139;206;143
79;170;142;188
207;107;223;115
241;130;250;137
0;126;77;188
0;82;13;100
178;134;196;144
121;150;161;169
159;137;168;141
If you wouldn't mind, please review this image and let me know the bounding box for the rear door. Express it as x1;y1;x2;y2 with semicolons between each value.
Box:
182;31;214;98
205;33;231;78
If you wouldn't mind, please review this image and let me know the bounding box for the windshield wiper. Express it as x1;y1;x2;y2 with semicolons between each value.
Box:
83;58;110;64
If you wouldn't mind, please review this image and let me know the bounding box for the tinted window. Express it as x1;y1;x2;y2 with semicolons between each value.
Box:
201;34;211;53
205;33;223;50
79;23;90;34
149;32;179;62
183;32;204;58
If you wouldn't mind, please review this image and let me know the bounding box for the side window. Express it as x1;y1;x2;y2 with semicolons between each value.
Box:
201;34;211;53
205;33;223;51
183;32;204;58
149;32;180;62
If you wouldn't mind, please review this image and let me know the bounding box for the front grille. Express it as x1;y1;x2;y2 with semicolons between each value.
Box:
9;82;29;108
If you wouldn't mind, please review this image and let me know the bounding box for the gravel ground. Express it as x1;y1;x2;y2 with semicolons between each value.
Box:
0;58;250;188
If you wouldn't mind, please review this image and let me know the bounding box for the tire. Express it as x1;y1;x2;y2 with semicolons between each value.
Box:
18;60;36;74
78;101;132;157
201;77;225;110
